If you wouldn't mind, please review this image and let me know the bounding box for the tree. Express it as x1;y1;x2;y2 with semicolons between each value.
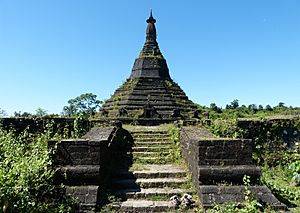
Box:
226;99;239;109
14;111;32;117
258;105;264;111
35;108;48;117
210;103;218;111
248;104;258;113
278;102;285;108
265;105;273;111
0;108;7;117
62;93;102;117
231;99;239;109
210;103;222;113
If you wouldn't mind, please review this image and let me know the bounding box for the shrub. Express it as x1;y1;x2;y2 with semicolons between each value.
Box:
0;128;75;212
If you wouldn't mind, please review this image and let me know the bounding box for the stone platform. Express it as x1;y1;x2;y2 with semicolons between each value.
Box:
180;126;287;211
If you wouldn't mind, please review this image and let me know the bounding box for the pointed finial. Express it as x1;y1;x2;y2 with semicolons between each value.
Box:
147;9;156;23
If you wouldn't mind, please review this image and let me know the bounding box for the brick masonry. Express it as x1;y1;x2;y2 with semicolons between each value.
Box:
180;126;286;210
48;125;133;212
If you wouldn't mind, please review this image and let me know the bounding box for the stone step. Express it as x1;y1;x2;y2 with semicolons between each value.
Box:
132;133;169;137
130;130;169;134
111;177;188;189
114;171;186;179
105;104;188;111
134;157;174;164
112;187;193;199
132;146;171;152
134;141;173;147
134;138;171;142
105;100;183;107
112;199;176;212
133;151;170;158
113;168;186;179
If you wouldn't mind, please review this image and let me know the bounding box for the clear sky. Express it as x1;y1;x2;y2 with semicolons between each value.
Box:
0;0;299;115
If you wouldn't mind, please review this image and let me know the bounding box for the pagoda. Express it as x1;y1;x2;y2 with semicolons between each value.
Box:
101;11;197;121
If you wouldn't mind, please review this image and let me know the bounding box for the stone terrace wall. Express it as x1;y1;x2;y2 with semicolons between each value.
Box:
180;127;257;185
180;126;285;210
196;139;253;166
48;126;133;211
180;127;213;186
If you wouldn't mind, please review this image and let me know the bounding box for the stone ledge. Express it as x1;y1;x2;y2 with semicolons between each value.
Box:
49;139;102;165
199;185;286;210
55;165;101;185
82;126;115;141
199;165;261;184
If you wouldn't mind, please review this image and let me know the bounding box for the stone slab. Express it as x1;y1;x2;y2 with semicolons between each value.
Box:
199;185;287;210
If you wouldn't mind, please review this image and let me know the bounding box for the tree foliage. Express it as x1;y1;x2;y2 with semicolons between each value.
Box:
62;93;102;117
226;99;239;110
14;111;32;117
199;100;300;121
0;108;7;118
35;108;48;117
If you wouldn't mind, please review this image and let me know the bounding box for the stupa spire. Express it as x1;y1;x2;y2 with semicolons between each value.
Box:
130;11;170;79
139;10;161;56
146;9;156;41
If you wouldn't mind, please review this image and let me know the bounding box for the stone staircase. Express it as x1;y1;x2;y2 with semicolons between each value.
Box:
106;126;198;212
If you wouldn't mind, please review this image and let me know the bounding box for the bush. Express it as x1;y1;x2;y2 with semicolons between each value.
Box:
0;128;76;213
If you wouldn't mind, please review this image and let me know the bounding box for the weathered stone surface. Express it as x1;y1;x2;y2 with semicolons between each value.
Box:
111;177;188;190
113;187;193;199
181;126;215;139
199;185;286;210
198;165;261;184
65;185;99;211
101;78;197;120
197;139;253;165
49;126;133;212
106;125;198;212
56;165;101;185
130;12;170;80
49;139;102;165
180;126;286;210
117;200;176;212
82;126;115;141
116;167;186;179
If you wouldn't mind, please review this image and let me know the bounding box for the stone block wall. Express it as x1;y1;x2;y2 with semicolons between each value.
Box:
48;125;133;211
48;139;103;166
180;127;256;185
180;126;285;210
197;139;253;166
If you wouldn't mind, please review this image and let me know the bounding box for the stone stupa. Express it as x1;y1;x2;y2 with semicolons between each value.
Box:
100;11;197;121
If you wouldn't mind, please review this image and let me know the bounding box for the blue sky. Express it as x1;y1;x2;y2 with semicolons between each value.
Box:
0;0;299;115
